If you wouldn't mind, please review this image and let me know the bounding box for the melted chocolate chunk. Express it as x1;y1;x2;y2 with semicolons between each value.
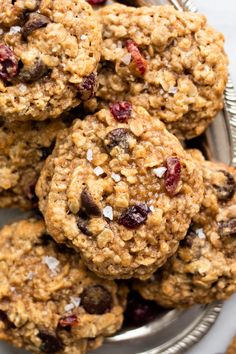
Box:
104;128;130;153
22;13;50;39
38;331;63;354
81;285;112;314
80;188;101;217
218;218;236;237
18;59;50;83
214;170;235;202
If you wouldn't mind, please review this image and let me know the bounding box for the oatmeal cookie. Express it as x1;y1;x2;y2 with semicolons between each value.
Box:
134;153;236;307
0;118;67;210
87;4;228;139
0;0;101;121
0;218;125;354
227;336;236;354
36;105;203;279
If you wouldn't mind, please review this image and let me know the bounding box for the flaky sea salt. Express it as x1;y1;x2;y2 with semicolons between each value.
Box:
19;84;27;93
9;26;21;34
86;149;93;162
195;228;206;240
43;256;60;275
93;166;104;176
71;296;81;308
153;167;167;178
64;303;75;312
121;53;132;65
103;206;113;220
111;172;121;183
168;86;178;95
149;205;155;212
80;34;88;40
27;271;35;280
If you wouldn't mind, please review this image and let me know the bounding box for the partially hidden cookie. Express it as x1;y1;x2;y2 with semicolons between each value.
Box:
134;152;236;307
0;118;67;210
0;0;101;121
227;336;236;354
86;4;228;139
0;218;125;354
36;105;203;279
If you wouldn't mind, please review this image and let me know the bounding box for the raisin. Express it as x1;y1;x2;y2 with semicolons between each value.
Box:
126;39;147;76
164;157;181;196
77;73;97;100
41;139;56;159
38;331;63;354
218;219;236;237
0;45;18;82
59;315;79;328
22;13;50;39
104;128;129;153
18;59;49;83
119;203;150;229
81;285;112;314
214;170;235;202
86;0;107;4
179;230;197;248
80;188;101;216
0;310;16;329
124;291;164;327
109;101;132;122
76;210;93;236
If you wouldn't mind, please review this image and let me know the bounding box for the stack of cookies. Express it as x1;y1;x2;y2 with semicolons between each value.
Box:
0;1;234;353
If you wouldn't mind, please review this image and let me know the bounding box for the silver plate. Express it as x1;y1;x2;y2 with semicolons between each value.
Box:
0;0;236;354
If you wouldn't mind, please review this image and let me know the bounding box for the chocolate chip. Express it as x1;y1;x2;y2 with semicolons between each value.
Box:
0;310;16;329
81;285;112;314
0;45;19;82
58;315;79;329
76;209;93;236
104;128;130;153
109;101;132;122
214;170;235;202
218;218;236;236
41;139;56;159
80;188;101;216
18;59;50;83
119;203;150;229
77;73;97;101
22;13;50;39
164;157;181;196
38;331;63;354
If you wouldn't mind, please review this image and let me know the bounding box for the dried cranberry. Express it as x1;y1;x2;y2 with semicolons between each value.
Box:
77;73;97;100
41;139;56;159
164;157;181;196
80;188;101;216
22;13;50;39
0;310;16;329
124;291;164;327
218;218;236;237
109;101;132;122
86;0;107;4
104;128;130;153
81;285;112;314
214;170;235;202
126;39;147;76
59;315;79;328
119;203;150;229
38;331;63;354
0;45;18;82
18;59;50;82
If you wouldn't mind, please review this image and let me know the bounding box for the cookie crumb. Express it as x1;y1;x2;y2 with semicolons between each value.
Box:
103;206;113;220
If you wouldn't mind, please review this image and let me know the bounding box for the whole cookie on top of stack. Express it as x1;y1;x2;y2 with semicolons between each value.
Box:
0;0;101;121
87;4;228;139
0;218;126;354
134;150;236;307
36;104;204;280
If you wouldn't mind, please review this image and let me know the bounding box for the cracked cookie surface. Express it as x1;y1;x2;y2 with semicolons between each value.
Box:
86;4;228;139
36;105;203;280
0;218;125;354
134;151;236;307
0;0;101;121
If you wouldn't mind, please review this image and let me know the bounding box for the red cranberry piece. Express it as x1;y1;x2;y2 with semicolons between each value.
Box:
0;45;18;82
38;331;63;353
86;0;107;4
119;203;150;229
22;13;50;39
80;188;101;216
214;170;235;202
126;39;147;76
77;73;97;100
218;218;236;236
124;291;164;327
81;285;112;314
59;314;79;328
164;157;181;196
109;101;132;122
